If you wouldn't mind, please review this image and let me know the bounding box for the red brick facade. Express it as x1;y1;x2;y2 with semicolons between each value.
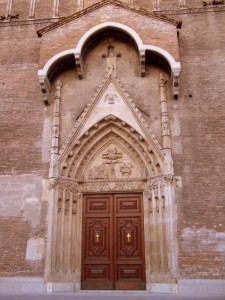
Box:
0;0;225;286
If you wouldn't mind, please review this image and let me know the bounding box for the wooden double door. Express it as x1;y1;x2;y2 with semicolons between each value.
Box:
82;193;146;290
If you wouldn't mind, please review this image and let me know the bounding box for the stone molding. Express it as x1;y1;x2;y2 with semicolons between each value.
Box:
0;277;225;295
59;74;163;163
59;121;163;179
38;22;181;103
44;56;179;287
49;80;62;179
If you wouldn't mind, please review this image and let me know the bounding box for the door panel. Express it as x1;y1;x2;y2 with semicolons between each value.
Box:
82;194;145;290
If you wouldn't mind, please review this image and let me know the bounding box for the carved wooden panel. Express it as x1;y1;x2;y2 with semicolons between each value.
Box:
86;218;109;258
117;218;141;258
82;194;145;290
114;194;145;290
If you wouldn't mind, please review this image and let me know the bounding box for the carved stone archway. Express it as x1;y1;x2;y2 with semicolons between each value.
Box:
45;67;178;291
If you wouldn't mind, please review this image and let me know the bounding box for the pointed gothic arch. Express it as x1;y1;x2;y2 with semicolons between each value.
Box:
44;47;178;289
59;115;164;180
46;111;178;289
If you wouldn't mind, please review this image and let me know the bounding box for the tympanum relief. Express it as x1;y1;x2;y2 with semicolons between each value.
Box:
86;146;139;181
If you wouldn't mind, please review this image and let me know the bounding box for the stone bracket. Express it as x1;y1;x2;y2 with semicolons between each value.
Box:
172;67;180;99
38;71;52;104
139;50;146;77
75;53;84;79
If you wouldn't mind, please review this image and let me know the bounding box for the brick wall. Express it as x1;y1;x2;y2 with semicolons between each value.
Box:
0;23;47;275
166;9;225;278
1;0;221;22
0;0;225;280
38;4;179;68
0;24;44;174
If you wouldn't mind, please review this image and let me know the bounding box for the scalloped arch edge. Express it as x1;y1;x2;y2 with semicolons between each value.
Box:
38;22;181;103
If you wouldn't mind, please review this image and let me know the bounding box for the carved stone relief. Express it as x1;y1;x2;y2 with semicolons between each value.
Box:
104;92;119;104
59;75;162;156
81;180;143;193
87;146;136;181
60;117;163;180
45;66;178;287
120;162;133;177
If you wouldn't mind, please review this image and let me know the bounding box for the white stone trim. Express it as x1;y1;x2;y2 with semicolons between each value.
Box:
144;45;181;73
38;22;181;102
1;277;225;295
47;282;76;293
28;0;36;19
6;0;13;19
39;22;180;77
178;279;225;296
147;283;178;294
53;0;59;18
74;22;144;55
148;280;225;295
38;49;75;78
0;277;46;294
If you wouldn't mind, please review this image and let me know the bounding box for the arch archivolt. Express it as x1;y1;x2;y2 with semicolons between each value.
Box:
43;34;179;286
59;117;163;180
45;114;178;288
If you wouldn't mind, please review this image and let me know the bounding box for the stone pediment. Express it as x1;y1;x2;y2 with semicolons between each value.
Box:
78;76;147;139
59;74;162;159
37;0;179;37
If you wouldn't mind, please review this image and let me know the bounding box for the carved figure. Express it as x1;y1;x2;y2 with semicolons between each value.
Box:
164;151;174;176
104;93;119;104
102;147;122;160
102;147;123;177
159;73;168;87
120;162;133;177
48;178;58;190
162;122;170;136
88;164;109;180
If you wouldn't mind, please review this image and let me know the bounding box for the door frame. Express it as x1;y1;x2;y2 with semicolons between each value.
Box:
45;176;178;290
81;192;146;290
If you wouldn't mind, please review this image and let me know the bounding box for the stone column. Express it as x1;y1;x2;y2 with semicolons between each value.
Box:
153;0;160;10
159;73;174;177
159;73;178;278
5;0;13;20
45;81;62;281
78;0;84;10
53;0;59;18
49;80;63;179
146;177;168;282
164;176;178;278
159;73;171;150
28;0;36;19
